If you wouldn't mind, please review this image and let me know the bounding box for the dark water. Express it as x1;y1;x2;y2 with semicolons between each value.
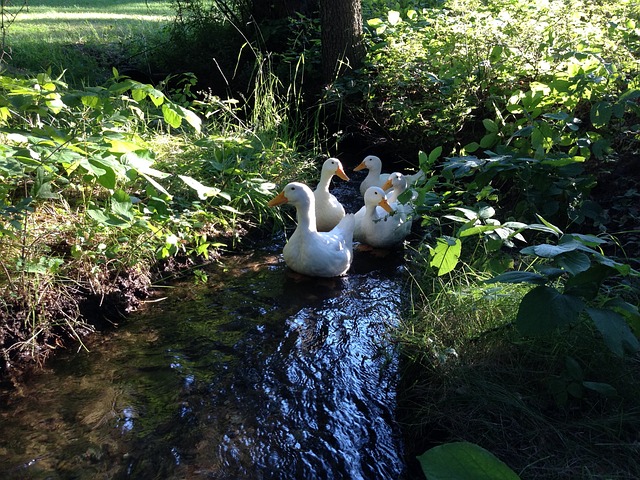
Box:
0;238;410;479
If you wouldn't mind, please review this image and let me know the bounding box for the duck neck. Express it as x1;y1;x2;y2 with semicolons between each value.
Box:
296;198;318;233
366;203;383;222
317;171;332;193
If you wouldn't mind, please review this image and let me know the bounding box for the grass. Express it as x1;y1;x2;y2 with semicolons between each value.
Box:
2;1;173;84
401;232;640;477
400;263;640;478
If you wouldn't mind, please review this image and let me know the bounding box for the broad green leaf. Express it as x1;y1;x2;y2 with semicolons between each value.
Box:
162;103;182;128
592;254;632;275
556;251;591;275
178;105;202;133
566;233;607;246
516;286;585;335
486;271;547;285
105;137;144;153
478;205;495;219
605;298;640;336
452;207;479;220
81;158;106;178
178;175;223;200
428;146;442;165
480;132;498;148
96;163;116;190
590;101;613;128
564;263;613;300
565;356;583;381
483;118;499;132
87;209;130;228
139;172;171;198
582;381;618;397
81;95;101;108
122;151;171;179
111;190;133;220
464;142;480;153
520;240;597;258
388;10;401;25
417;442;520;480
430;236;461;276
586;307;640;357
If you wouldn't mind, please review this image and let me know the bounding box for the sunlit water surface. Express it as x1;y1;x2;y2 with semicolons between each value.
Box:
1;237;409;479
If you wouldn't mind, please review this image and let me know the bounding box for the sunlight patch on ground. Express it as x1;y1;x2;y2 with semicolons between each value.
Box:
17;13;172;22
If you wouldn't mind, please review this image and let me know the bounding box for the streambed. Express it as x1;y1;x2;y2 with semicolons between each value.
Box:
0;236;411;479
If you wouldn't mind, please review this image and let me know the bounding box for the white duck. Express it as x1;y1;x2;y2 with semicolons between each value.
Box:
354;155;390;196
314;157;350;232
268;182;355;277
354;186;412;248
381;171;416;217
354;155;425;196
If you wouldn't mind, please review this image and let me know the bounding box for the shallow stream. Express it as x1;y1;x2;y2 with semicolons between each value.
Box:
1;230;411;479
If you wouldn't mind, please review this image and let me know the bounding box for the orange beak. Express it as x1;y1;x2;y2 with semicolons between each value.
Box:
353;161;367;172
381;178;393;190
336;166;350;181
268;190;288;207
378;198;393;213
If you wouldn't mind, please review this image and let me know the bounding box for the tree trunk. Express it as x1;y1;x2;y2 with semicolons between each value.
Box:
319;0;364;83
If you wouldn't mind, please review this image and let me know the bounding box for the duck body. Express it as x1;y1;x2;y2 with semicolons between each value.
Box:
314;158;350;232
354;186;412;248
269;182;354;277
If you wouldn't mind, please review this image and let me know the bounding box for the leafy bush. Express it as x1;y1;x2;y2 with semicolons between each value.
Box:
338;0;639;153
0;65;312;370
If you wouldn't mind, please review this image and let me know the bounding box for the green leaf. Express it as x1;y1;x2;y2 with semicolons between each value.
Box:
387;10;401;25
582;381;618;397
178;175;224;200
87;209;129;228
458;224;500;237
556;251;591;275
111;189;133;220
592;254;631;275
486;271;547;285
417;442;520;480
604;299;640;336
516;286;585;335
464;142;480;153
162;103;182;128
586;307;640;357
520;240;597;258
428;146;443;165
590;101;613;129
564;263;614;300
489;45;504;63
478;205;495;219
178;105;202;133
534;214;563;236
430;236;461;276
564;356;583;381
480;133;497;148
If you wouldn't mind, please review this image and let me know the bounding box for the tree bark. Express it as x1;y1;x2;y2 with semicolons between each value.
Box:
319;0;364;83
